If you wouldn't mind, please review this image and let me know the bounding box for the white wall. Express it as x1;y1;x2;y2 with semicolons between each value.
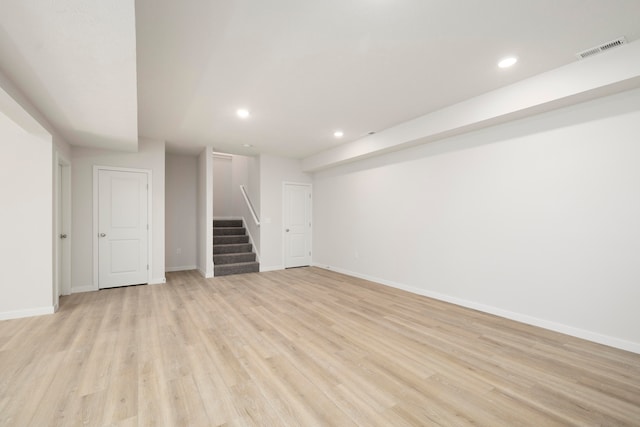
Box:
1;66;71;314
0;68;71;156
231;155;248;216
211;153;256;221
259;154;312;271
197;148;213;277
245;155;261;254
165;153;198;271
247;155;260;213
212;155;233;217
313;88;640;353
0;112;53;318
71;139;166;291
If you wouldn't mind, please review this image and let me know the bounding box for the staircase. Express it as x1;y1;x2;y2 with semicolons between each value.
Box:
213;219;259;276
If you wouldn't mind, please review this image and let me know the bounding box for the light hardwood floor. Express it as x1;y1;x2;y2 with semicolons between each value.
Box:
1;267;639;426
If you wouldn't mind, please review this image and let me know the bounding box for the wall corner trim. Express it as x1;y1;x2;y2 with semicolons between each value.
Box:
197;268;213;279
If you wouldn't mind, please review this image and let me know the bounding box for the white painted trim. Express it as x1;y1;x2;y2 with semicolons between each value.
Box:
93;166;153;289
313;264;640;355
282;182;313;269
260;264;284;272
71;285;98;294
0;306;55;321
197;267;213;279
150;277;166;285
165;265;198;272
205;151;214;278
213;216;243;220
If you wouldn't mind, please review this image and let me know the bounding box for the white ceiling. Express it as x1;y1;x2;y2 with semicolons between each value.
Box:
0;0;138;151
1;1;639;157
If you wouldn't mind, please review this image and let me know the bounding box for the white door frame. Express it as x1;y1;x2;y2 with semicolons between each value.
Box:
93;165;153;290
54;151;72;305
282;181;312;268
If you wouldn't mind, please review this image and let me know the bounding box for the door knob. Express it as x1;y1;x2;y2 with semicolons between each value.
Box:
60;234;67;239
100;233;106;237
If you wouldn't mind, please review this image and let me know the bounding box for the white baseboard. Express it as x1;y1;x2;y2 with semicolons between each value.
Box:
260;264;283;272
150;277;166;285
71;285;98;294
165;265;197;272
197;267;213;279
313;263;640;355
0;306;55;321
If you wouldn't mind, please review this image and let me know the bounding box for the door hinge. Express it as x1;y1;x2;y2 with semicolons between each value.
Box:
309;251;311;256
147;264;149;270
146;184;149;190
147;224;149;230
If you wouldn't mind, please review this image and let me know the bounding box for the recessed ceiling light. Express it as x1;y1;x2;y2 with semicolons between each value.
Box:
334;130;344;138
498;57;518;68
243;143;253;148
236;108;250;119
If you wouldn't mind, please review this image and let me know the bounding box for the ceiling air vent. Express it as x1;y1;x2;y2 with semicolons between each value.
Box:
576;36;626;59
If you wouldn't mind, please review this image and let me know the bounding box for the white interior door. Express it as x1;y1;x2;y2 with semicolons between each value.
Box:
56;159;71;298
284;183;312;268
60;162;71;295
56;164;62;301
98;169;149;288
